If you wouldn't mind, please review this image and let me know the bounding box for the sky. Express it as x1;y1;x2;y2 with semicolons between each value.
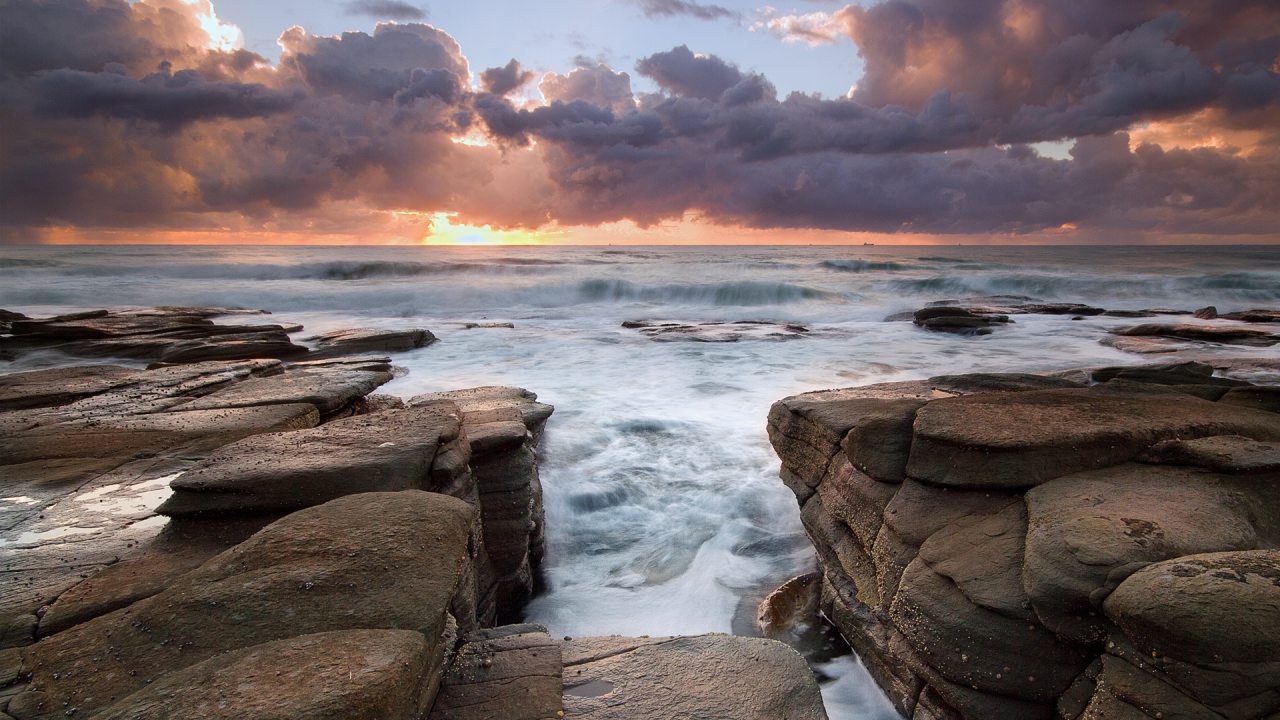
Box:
1;0;1278;245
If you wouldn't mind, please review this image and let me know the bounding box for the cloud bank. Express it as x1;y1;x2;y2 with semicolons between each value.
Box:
1;0;1278;242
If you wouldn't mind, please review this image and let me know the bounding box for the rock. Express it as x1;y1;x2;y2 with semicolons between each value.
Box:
928;373;1086;394
891;554;1086;705
1104;550;1280;665
36;515;284;638
428;624;562;720
410;387;554;443
757;572;822;639
912;307;1012;335
1098;336;1186;354
1102;310;1158;318
11;491;476;720
409;387;555;619
156;403;462;516
560;634;828;720
1219;309;1280;323
620;320;816;342
1084;654;1212;720
1219;386;1280;413
1110;323;1279;346
906;387;1280;489
92;630;436;720
157;335;306;363
0;403;319;464
1023;463;1275;645
304;327;436;358
1022;303;1106;316
2;308;308;363
1090;360;1247;387
817;457;898;551
1193;306;1218;319
1101;626;1280;715
181;366;393;415
768;383;935;497
874;479;1021;612
1137;435;1280;473
0;365;140;412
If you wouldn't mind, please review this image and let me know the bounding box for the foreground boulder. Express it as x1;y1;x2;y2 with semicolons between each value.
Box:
92;630;436;720
767;360;1280;720
8;491;477;720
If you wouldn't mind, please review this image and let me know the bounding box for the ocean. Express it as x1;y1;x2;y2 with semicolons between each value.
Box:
4;244;1280;718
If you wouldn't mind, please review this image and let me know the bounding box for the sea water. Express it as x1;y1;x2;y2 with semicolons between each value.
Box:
4;244;1280;719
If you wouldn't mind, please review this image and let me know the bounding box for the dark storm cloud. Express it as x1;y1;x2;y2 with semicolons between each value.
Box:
343;0;427;21
1;0;1278;241
480;59;535;96
631;0;737;21
29;66;304;129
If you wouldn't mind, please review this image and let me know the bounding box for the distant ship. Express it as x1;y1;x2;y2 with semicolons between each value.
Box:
863;242;874;246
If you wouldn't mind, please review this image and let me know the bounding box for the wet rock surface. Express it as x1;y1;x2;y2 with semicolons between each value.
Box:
621;319;827;342
0;306;441;365
767;359;1280;720
303;326;436;358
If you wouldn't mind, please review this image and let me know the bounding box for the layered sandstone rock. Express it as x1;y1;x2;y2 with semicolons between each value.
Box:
768;360;1280;720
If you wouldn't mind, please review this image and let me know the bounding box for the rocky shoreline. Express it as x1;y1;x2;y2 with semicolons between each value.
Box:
768;359;1280;720
0;306;829;719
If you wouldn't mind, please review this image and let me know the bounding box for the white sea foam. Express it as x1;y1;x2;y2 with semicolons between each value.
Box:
4;244;1279;718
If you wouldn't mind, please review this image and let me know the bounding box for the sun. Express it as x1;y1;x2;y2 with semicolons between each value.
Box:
416;212;558;246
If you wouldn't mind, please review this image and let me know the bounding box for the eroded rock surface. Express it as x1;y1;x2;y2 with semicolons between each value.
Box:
561;634;828;720
767;360;1280;720
409;387;554;620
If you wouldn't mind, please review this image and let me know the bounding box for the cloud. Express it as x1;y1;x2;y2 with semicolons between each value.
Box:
278;22;468;102
30;65;304;130
631;0;737;21
343;0;427;21
0;0;1278;242
634;45;743;100
480;59;535;96
540;64;636;115
752;10;847;46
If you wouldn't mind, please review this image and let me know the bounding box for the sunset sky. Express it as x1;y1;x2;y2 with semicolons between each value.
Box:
1;0;1278;245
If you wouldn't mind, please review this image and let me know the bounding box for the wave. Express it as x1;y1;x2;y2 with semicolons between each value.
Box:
819;259;915;273
887;271;1280;303
576;279;839;306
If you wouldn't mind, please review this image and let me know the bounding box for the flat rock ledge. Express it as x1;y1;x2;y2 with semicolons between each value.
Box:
0;306;434;364
767;359;1280;720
